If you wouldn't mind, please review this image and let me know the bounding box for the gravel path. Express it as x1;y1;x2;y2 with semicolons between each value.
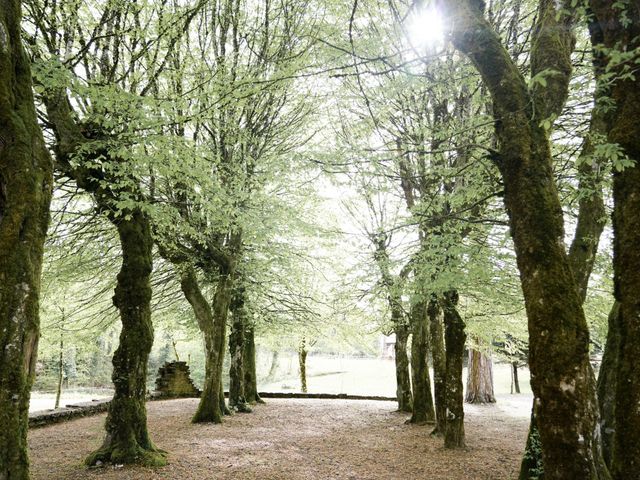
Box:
28;397;529;479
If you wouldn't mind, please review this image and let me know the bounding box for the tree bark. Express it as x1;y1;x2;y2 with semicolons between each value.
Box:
55;328;64;410
298;337;308;393
229;287;251;412
519;11;609;475
372;233;413;412
465;347;496;404
180;266;232;424
512;362;521;394
597;302;620;468
444;1;609;476
243;324;263;404
587;4;640;478
442;291;466;449
409;301;436;424
428;297;446;435
86;210;165;466
42;63;165;466
394;323;413;413
0;2;53;477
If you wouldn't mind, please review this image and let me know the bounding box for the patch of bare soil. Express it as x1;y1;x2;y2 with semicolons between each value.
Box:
28;398;528;479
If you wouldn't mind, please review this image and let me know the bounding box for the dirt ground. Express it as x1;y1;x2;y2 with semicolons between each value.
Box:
28;397;529;480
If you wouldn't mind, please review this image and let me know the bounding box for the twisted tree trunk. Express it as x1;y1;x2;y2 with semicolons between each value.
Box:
181;267;233;424
0;2;53;477
86;210;165;466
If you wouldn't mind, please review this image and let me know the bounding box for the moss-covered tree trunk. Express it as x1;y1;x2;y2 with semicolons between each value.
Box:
428;297;446;435
0;2;53;476
465;347;496;404
372;232;412;412
243;324;263;404
229;287;250;412
409;301;436;424
441;291;466;449
181;266;233;424
394;323;413;413
518;19;609;477
444;1;610;477
588;4;640;478
597;302;620;467
86;210;165;466
298;337;308;393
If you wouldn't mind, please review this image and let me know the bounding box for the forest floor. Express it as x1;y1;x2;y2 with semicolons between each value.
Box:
29;396;530;480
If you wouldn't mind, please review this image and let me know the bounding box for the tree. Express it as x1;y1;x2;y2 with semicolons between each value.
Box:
0;1;53;477
465;344;496;404
31;0;201;464
442;0;610;477
442;290;466;448
587;3;640;478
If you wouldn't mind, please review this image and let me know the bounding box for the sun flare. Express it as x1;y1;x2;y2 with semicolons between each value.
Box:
406;7;445;50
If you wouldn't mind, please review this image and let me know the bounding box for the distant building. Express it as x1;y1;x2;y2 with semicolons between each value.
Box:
380;334;396;359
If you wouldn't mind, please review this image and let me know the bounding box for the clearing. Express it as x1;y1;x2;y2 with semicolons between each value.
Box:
29;396;530;480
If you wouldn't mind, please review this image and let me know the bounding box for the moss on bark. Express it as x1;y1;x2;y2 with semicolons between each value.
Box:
428;298;446;436
442;291;466;449
298;338;308;394
587;4;640;478
597;302;620;468
243;325;263;404
394;323;413;413
0;1;53;478
409;301;436;424
229;287;251;412
86;210;165;467
444;1;610;476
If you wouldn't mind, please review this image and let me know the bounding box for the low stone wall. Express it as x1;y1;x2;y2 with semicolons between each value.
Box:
28;391;396;429
258;392;395;401
29;399;112;428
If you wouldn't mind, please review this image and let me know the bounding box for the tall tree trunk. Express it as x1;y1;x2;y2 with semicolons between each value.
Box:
597;302;620;468
428;297;446;435
181;267;233;424
409;301;436;424
298;337;308;393
465;346;496;404
42;61;166;468
442;291;466;449
86;211;165;466
394;323;413;412
512;362;521;394
444;2;610;477
55;327;64;410
518;18;609;477
229;288;250;412
0;2;53;476
587;4;640;478
243;324;263;404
